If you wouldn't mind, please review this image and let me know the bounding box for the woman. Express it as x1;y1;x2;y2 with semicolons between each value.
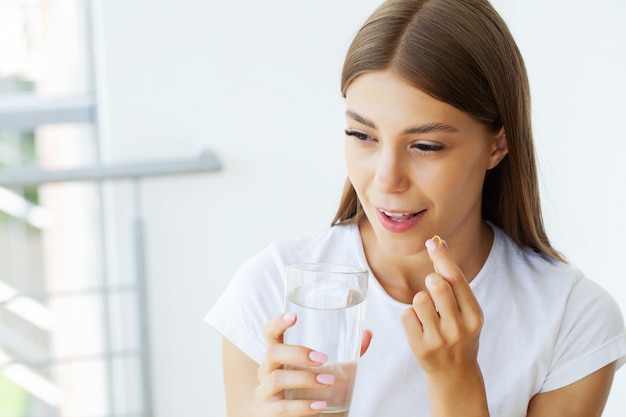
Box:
206;0;626;415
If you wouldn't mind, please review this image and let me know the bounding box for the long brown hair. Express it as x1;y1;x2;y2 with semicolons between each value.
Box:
332;0;564;262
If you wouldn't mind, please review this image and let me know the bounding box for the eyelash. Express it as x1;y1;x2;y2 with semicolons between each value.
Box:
344;130;373;142
411;143;445;152
344;130;445;153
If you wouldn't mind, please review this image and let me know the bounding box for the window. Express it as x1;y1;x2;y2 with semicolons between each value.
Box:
1;1;144;416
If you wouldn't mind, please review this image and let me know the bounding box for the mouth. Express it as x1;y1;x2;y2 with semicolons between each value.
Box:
375;208;426;233
378;209;423;222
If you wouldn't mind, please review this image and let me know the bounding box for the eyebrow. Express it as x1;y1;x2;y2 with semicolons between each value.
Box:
345;109;459;134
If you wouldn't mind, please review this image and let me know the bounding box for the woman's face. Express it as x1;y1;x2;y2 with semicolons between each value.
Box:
344;70;507;256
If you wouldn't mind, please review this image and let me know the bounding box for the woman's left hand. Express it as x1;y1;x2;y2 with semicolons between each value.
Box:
401;236;489;416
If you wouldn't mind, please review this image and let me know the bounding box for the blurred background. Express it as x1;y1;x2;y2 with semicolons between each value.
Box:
0;0;624;416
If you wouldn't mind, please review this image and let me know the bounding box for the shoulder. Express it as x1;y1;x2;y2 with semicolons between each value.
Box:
206;225;361;363
489;225;587;293
234;224;361;284
483;225;624;343
268;224;358;253
478;226;626;394
264;223;362;269
488;225;626;364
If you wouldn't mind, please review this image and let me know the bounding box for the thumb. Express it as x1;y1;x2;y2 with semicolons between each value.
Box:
360;329;373;357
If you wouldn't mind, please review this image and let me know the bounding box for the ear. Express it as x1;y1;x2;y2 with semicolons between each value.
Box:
487;127;508;170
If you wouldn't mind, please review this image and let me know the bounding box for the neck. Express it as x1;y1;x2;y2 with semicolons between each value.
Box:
359;221;493;304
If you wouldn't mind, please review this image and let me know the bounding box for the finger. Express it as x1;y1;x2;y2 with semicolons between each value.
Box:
256;368;335;400
360;329;373;357
425;236;480;314
401;296;426;354
401;291;444;351
424;272;461;319
410;291;440;334
264;312;298;345
259;313;327;380
425;236;463;281
259;343;328;380
265;344;328;368
254;399;328;416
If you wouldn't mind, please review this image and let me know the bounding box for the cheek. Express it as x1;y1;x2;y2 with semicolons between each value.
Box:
431;157;488;207
344;144;369;190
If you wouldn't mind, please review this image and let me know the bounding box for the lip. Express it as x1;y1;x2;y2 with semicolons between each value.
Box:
376;208;426;233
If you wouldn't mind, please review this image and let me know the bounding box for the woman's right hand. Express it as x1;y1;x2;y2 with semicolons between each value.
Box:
252;312;373;417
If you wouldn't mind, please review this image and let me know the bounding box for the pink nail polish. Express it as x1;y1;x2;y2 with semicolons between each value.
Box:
425;238;438;250
316;373;335;385
282;312;296;322
310;401;327;411
309;351;328;364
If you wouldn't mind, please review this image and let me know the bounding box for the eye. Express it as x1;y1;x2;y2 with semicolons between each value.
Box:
411;142;445;153
345;129;375;142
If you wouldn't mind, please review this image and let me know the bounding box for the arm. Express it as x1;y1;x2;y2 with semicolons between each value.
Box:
222;338;258;417
526;361;616;417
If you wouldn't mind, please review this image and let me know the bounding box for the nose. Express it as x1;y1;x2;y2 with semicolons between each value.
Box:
373;148;410;193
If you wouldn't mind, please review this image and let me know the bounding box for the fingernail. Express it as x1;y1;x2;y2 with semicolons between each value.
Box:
425;274;441;288
310;401;327;411
309;351;328;363
426;235;445;251
413;291;429;303
282;312;296;322
316;373;335;385
425;238;438;251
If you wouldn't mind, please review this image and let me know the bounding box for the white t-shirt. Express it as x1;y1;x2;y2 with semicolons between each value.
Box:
205;224;626;417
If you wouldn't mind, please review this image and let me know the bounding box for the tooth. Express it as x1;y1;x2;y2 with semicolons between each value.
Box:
384;210;411;217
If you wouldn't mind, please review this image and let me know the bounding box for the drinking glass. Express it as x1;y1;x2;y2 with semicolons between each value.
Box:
284;263;368;414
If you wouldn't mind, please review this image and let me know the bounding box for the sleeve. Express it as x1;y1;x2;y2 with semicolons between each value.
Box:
204;247;287;364
540;275;626;393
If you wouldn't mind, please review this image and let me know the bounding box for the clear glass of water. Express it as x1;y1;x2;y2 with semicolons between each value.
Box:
284;263;368;414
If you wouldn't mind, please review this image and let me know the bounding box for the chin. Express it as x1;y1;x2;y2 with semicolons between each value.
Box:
377;232;427;257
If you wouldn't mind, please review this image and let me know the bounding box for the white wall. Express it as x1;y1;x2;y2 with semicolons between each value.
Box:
93;1;626;416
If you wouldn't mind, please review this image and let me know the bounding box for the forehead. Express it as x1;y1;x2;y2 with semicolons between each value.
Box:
344;70;477;131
